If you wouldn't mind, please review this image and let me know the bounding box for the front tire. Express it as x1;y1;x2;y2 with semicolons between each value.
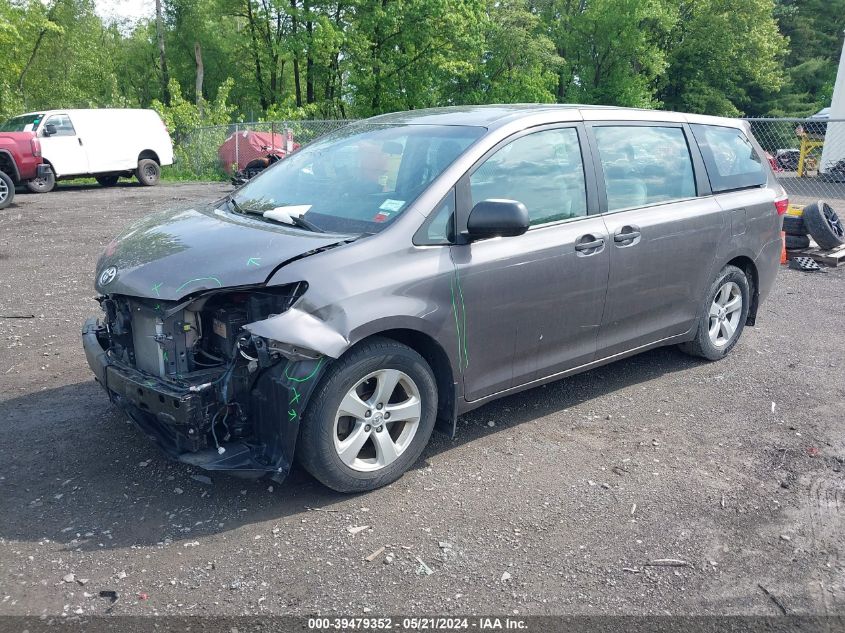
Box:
135;159;161;186
26;165;55;193
298;337;438;492
0;171;15;209
679;265;750;361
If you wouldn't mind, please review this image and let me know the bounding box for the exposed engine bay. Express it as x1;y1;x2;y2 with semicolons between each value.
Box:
82;282;328;481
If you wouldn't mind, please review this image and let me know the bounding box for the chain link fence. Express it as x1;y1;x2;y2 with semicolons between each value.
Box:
172;117;845;211
744;117;845;207
172;120;354;181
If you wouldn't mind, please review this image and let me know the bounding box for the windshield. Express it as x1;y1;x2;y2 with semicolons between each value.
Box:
230;123;485;234
0;113;44;133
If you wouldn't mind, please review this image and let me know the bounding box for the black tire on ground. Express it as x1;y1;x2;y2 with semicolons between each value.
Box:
297;337;438;493
0;170;15;209
782;214;806;236
679;264;751;361
135;159;161;186
785;234;811;250
803;201;845;250
26;165;55;193
96;174;120;187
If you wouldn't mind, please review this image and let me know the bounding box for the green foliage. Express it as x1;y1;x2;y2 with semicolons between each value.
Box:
0;0;841;135
151;78;236;180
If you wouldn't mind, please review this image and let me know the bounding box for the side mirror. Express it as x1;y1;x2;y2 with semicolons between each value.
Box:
43;123;57;137
465;199;529;241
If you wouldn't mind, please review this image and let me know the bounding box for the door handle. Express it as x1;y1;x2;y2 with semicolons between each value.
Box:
574;235;605;252
613;226;641;244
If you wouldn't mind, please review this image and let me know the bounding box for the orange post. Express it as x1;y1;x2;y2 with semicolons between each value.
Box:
780;231;787;264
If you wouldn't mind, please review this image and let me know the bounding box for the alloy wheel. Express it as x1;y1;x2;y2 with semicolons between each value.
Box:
708;281;742;348
333;369;422;472
0;178;7;203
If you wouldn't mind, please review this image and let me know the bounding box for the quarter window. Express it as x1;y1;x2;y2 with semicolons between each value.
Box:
594;126;696;211
43;114;76;137
469;128;587;226
690;124;766;192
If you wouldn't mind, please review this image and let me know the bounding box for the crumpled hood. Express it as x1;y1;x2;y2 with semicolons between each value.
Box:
94;206;346;301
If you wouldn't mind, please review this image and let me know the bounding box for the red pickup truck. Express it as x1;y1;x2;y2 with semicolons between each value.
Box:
0;128;49;209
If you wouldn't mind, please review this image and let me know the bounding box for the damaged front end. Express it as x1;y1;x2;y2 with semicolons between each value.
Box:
81;283;329;481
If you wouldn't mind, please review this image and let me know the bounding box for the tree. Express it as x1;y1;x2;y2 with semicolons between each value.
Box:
658;0;786;116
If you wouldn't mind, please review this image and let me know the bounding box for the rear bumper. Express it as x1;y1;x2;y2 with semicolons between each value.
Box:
36;164;51;178
82;317;326;481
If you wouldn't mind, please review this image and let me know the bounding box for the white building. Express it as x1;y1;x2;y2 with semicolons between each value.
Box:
820;30;845;175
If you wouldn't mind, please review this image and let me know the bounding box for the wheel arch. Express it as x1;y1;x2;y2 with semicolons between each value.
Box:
138;149;160;164
0;150;20;182
725;255;759;326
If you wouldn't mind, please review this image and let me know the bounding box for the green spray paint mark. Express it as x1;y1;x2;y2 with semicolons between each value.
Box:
152;282;163;297
284;357;324;383
288;409;297;421
449;275;463;370
162;350;169;363
290;386;301;405
246;257;261;267
454;268;469;368
175;277;223;294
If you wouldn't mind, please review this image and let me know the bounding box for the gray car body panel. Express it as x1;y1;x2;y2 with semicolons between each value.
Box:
87;104;783;465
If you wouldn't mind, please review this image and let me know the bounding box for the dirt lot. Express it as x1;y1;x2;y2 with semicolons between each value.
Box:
0;182;843;618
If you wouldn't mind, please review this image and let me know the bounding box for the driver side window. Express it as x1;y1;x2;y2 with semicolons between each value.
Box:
469;128;587;226
43;114;76;137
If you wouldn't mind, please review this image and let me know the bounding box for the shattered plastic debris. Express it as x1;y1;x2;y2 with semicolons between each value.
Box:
346;525;369;535
415;557;434;575
365;547;386;562
501;571;512;582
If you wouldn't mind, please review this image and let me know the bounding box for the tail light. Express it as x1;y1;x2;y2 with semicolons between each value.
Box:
774;188;788;216
30;137;41;158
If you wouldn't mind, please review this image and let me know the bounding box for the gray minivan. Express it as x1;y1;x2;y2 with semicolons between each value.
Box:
82;105;787;492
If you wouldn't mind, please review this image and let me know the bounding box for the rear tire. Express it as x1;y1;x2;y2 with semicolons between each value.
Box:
135;159;160;186
679;265;750;361
26;165;55;193
96;174;120;187
0;171;14;209
297;337;438;492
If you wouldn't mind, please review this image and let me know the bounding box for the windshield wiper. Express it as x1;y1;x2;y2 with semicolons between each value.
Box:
225;196;245;215
225;197;326;233
286;214;325;233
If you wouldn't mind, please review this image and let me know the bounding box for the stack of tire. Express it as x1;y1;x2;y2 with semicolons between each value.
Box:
783;201;845;251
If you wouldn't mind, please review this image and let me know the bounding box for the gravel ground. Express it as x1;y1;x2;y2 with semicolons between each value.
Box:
0;182;843;618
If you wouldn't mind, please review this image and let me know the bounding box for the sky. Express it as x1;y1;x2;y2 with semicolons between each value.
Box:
94;0;153;24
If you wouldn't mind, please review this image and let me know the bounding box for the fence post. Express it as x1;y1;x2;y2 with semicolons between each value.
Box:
234;123;239;175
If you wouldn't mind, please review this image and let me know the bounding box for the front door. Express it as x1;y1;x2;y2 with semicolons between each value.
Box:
39;113;88;177
589;123;727;357
450;125;610;402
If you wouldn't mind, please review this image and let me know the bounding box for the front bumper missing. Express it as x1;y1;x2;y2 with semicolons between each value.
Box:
82;317;326;482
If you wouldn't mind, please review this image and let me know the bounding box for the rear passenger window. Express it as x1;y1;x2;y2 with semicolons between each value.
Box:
690;124;766;192
470;128;587;226
594;126;696;211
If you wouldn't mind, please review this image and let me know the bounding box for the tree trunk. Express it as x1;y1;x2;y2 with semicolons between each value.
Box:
291;0;302;107
245;0;269;110
305;0;314;103
194;41;204;115
155;0;171;105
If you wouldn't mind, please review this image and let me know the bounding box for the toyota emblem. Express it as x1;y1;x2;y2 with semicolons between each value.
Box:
99;266;118;286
